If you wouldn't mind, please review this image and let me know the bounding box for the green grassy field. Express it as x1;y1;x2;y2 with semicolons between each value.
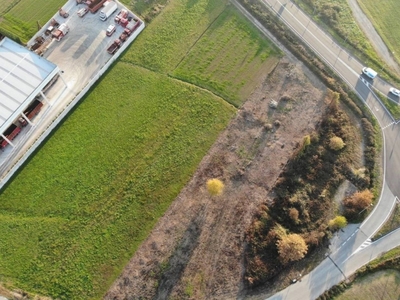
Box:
172;5;281;106
337;269;400;300
0;0;66;42
357;0;400;67
121;0;230;73
0;63;235;299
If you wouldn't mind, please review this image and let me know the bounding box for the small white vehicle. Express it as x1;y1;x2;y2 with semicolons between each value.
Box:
362;67;377;79
106;24;116;36
389;87;400;97
77;7;88;17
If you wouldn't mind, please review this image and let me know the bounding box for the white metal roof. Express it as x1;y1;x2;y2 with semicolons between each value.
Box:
0;37;59;134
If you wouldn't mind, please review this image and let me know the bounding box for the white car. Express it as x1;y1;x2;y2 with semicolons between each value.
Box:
389;87;400;97
77;7;88;18
362;67;377;79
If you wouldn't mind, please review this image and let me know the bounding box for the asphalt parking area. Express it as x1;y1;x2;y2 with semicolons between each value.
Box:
45;1;130;93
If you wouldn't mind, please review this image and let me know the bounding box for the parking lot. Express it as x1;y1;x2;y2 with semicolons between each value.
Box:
45;0;131;93
0;0;144;181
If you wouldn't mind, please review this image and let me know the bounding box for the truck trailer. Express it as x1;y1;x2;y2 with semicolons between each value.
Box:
0;124;21;149
99;1;118;21
18;100;44;127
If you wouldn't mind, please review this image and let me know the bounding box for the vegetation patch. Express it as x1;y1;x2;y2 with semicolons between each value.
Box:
172;4;281;106
335;270;400;300
0;63;235;299
356;0;400;68
0;0;65;43
126;0;169;23
245;91;369;286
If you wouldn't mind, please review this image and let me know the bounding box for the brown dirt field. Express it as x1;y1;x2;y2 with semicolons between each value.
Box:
104;57;328;300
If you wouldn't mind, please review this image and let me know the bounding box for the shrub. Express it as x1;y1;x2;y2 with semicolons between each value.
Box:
289;207;299;223
328;216;347;231
276;233;308;265
344;190;373;211
329;136;345;151
206;178;224;196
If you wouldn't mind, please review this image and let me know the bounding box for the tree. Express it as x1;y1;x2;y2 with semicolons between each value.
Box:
329;136;345;151
328;216;347;230
344;190;373;211
276;233;308;265
206;178;224;196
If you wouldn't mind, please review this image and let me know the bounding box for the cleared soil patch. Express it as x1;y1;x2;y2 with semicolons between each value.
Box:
104;57;328;299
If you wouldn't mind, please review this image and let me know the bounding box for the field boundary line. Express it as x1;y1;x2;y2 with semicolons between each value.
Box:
172;4;229;72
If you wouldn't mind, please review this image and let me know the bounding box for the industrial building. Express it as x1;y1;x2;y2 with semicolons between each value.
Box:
0;37;65;150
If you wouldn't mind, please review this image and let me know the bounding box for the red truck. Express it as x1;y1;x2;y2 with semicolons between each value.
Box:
0;124;21;149
107;39;121;54
88;0;108;13
18;99;44;127
114;9;128;24
119;20;141;41
52;23;69;41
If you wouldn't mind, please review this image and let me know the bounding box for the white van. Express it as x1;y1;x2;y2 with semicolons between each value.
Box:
362;67;377;79
99;1;118;21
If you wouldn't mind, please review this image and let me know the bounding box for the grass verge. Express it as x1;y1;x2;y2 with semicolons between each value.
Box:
336;269;400;300
318;247;400;299
356;0;400;68
294;0;400;85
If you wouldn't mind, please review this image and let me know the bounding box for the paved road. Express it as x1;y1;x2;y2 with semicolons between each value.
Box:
232;0;400;299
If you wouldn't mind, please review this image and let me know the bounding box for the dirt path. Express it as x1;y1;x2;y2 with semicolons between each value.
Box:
103;57;328;299
347;0;400;74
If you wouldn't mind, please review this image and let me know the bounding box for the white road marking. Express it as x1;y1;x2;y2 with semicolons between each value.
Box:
382;122;395;130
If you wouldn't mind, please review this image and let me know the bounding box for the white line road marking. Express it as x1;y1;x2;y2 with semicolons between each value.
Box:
382;122;395;130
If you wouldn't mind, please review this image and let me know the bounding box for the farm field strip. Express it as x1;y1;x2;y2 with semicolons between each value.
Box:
172;4;281;106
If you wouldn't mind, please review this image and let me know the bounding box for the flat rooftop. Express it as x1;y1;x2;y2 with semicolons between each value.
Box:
0;37;59;134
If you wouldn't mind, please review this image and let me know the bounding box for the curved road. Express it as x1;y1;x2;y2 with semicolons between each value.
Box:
232;0;400;299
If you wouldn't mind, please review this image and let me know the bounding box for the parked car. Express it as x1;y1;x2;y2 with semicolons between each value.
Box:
389;87;400;97
77;7;88;17
106;24;116;36
106;24;117;36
